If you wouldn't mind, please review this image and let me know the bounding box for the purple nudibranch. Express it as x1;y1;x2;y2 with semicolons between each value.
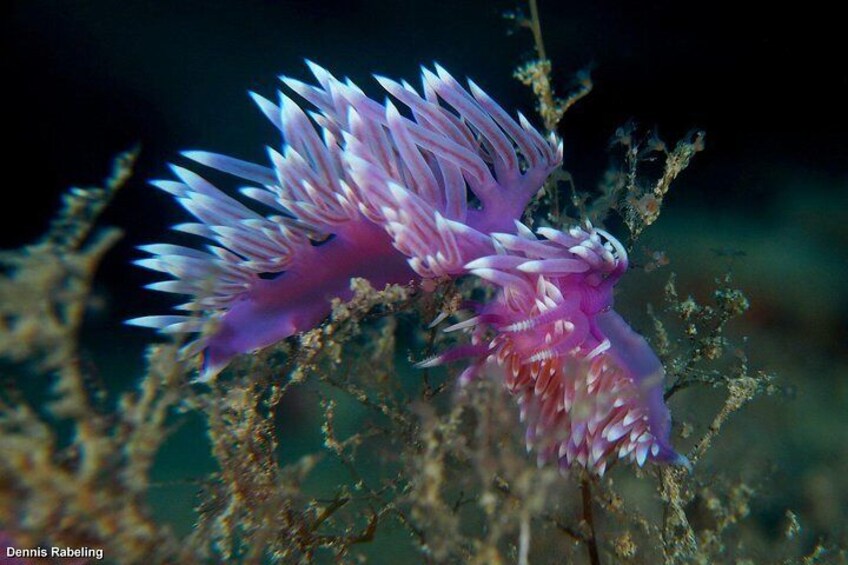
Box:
129;62;688;475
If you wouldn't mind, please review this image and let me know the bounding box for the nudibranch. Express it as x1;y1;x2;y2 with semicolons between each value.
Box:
129;62;687;475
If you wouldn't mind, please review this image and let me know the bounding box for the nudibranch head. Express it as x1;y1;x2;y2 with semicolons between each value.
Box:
431;221;688;475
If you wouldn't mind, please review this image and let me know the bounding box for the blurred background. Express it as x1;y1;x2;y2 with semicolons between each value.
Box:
3;0;846;558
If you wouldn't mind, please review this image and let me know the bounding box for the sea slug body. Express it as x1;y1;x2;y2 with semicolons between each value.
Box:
129;62;687;475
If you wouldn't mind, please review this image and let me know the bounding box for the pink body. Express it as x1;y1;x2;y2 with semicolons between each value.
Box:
130;63;687;474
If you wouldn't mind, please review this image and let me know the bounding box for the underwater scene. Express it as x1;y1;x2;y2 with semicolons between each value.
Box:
2;1;846;563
